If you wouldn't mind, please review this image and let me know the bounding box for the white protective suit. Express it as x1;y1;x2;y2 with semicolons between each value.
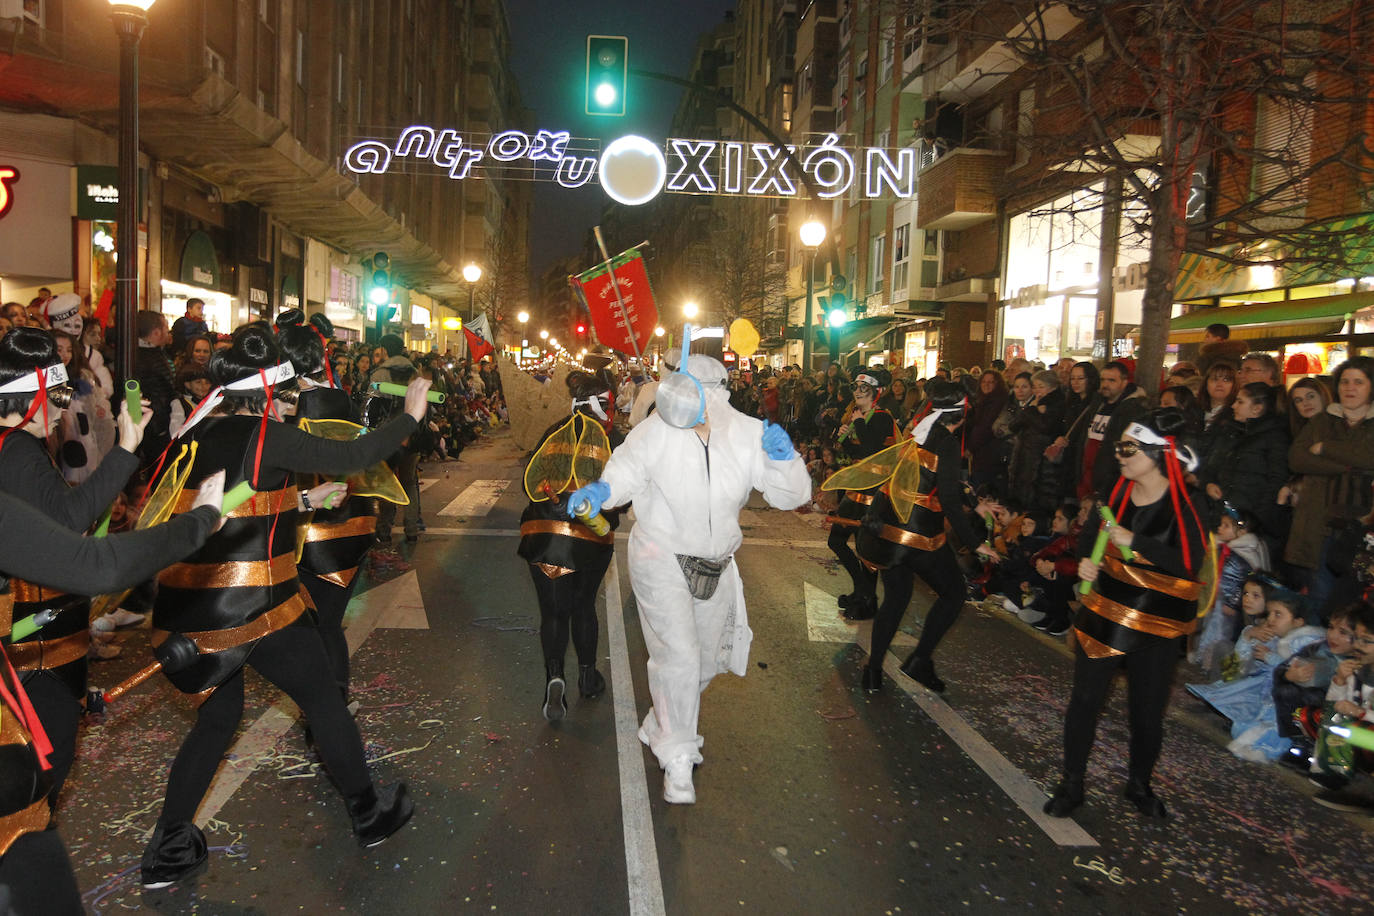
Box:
600;373;811;767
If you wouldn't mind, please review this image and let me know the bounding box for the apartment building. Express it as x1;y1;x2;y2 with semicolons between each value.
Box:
0;0;530;351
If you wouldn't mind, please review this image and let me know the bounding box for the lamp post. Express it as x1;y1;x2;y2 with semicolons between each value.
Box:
463;262;483;321
799;218;827;373
682;300;699;320
109;0;156;388
654;325;665;369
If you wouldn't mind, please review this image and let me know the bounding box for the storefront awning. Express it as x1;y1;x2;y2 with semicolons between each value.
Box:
1168;291;1374;344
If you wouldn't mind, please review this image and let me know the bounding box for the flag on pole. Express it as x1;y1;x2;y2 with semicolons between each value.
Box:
468;312;495;346
570;249;659;358
463;326;493;362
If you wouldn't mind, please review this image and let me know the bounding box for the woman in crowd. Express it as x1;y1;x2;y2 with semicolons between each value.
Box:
140;323;429;890
1159;384;1204;436
1199;381;1290;542
1045;408;1208;820
966;369;1010;493
1008;369;1067;514
51;329;116;485
1050;361;1102;496
1286;357;1374;613
517;371;621;720
173;334;214;375
1199;361;1238;429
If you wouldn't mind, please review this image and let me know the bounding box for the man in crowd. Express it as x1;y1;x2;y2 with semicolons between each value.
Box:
133;309;175;468
1080;360;1149;498
1238;352;1282;387
1197;322;1249;375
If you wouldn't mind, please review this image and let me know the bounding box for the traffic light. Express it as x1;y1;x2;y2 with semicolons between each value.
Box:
586;35;628;116
575;321;587;336
368;251;392;307
827;291;848;327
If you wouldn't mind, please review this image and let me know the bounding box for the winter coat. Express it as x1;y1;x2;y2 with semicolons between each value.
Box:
1008;387;1067;512
1285;404;1374;569
966;388;1010;481
1200;412;1291;538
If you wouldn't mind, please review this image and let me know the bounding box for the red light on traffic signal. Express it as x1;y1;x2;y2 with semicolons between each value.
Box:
576;323;586;335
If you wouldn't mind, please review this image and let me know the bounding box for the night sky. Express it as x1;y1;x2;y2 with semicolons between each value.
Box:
502;0;734;277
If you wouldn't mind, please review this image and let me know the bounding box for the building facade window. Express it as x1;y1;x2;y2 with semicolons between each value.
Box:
891;223;910;300
871;234;886;294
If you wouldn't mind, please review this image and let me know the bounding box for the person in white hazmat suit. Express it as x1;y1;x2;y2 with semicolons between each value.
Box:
568;352;811;804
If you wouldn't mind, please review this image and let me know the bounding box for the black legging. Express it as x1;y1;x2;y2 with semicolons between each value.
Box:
529;554;611;668
0;830;83;915
1062;637;1180;782
153;625;371;829
19;673;81;809
300;572;363;699
869;542;965;667
828;524;877;601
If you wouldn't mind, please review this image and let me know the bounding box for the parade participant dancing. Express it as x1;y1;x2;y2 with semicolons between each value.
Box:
826;366;898;621
0;479;228;915
0;327;153;805
518;371;622;720
567;348;811;804
827;380;1000;694
140;324;430;890
276;310;380;701
1044;407;1210;820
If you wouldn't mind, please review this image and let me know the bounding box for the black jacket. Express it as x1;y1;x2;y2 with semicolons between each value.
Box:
1200;412;1290;536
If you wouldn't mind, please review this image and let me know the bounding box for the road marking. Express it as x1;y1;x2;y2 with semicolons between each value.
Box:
438;479;510;516
879;652;1098;848
803;581;915;647
605;561;667;916
196;571;428;826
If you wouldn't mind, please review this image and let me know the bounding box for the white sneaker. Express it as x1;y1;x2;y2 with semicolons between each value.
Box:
1001;597;1021;615
105;609;146;628
663;754;696;805
1018;606;1047;625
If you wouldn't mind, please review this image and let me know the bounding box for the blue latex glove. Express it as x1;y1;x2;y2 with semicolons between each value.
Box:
761;420;798;461
565;480;611;519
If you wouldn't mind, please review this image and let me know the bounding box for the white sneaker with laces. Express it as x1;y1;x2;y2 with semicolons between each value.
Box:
663;754;696;805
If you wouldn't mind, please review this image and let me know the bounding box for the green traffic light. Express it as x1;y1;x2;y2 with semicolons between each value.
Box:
827;308;847;327
595;82;617;108
586;35;628;116
368;286;389;306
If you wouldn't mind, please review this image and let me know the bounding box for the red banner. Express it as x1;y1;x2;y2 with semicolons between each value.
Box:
463;326;493;362
572;251;659;358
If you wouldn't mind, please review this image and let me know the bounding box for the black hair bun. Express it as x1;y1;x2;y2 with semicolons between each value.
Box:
211;323;282;386
1143;406;1188;439
274;308;305;330
566;370;611;400
307;313;334;339
0;326;57;380
925;379;967;410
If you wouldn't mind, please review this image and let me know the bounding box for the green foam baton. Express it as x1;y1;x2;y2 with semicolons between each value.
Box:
1079;506;1133;596
124;379;142;423
1325;720;1374;753
221;480;256;515
370;381;445;404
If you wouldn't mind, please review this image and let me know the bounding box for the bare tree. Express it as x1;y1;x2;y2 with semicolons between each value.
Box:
904;0;1374;384
701;198;792;337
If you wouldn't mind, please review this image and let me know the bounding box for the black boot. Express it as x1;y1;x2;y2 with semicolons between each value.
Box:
843;594;877;621
578;665;606;698
1043;775;1085;818
899;653;945;693
543;658;567;721
1123;776;1167;818
140;821;209;890
838;592;856;609
860;664;883;693
348;783;415;848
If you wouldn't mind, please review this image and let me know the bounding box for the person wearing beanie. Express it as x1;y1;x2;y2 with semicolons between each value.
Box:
367;335;422;543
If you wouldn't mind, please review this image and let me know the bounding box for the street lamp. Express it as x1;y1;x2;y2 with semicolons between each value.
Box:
683;300;699;320
462;262;483;321
539;329;549;340
109;0;156;389
654;325;665;368
517;310;529;325
799;218;827;373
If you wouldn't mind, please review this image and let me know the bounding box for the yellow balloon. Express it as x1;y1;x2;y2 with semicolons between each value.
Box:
728;318;759;358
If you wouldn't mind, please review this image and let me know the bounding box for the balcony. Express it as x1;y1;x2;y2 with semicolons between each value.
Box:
915;148;1009;230
924;5;1080;103
931;276;999;302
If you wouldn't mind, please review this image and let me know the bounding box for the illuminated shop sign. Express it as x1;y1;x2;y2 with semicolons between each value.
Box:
0;166;18;219
343;128;916;206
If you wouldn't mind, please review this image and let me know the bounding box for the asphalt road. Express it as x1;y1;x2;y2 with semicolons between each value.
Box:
56;428;1374;914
